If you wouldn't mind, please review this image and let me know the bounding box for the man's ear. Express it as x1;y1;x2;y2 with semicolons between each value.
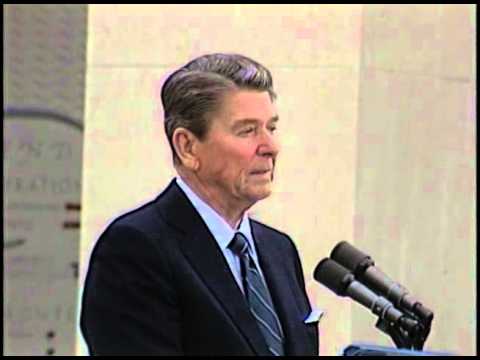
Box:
172;128;200;171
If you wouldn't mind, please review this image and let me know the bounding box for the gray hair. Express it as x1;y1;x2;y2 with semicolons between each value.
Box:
161;53;276;165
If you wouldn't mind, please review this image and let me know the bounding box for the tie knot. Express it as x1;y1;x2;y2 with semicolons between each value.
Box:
229;232;249;256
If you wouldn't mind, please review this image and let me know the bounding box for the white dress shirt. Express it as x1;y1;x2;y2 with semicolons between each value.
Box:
176;176;267;294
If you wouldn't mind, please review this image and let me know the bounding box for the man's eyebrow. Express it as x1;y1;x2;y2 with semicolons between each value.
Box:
232;115;279;128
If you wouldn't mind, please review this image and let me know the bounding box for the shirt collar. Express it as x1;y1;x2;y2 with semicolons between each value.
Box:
175;176;255;252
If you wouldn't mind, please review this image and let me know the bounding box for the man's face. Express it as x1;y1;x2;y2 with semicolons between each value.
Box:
195;89;280;208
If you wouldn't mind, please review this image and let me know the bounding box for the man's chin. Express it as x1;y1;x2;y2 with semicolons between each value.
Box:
249;184;273;202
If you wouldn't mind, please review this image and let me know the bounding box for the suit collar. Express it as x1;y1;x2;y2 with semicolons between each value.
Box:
174;176;254;253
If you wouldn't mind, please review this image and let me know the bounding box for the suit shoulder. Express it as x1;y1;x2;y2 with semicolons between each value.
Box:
249;218;295;246
104;198;163;237
250;218;286;236
89;197;174;261
89;198;178;272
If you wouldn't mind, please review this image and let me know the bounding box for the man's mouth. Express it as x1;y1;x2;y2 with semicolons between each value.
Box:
250;169;271;175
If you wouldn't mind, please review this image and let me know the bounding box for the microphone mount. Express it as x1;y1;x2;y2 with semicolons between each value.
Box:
353;258;432;349
375;312;429;350
314;254;432;351
329;241;434;350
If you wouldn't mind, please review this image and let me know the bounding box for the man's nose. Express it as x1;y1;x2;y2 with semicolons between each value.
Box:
258;129;280;157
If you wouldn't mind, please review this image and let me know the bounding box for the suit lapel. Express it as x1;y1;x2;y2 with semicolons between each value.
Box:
251;222;311;356
154;180;269;355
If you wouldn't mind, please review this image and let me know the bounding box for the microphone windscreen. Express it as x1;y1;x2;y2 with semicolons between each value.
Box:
313;258;352;296
330;241;371;272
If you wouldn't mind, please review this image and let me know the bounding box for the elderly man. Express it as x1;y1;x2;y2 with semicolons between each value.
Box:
80;53;319;356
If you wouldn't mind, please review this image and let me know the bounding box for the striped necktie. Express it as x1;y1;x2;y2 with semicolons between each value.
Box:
229;232;285;356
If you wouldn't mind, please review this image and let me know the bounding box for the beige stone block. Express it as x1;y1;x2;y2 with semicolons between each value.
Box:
436;5;476;80
79;5;476;354
354;68;475;355
362;4;475;80
87;4;362;68
363;5;442;75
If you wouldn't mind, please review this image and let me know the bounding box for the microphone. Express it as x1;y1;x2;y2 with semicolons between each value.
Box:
313;258;421;337
330;241;433;324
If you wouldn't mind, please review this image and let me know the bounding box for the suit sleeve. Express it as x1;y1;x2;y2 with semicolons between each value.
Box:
80;224;183;355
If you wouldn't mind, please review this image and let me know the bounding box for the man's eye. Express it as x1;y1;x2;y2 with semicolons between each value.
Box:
240;127;255;135
268;126;277;133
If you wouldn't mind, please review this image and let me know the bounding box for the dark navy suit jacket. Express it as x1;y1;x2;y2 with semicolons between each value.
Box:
80;180;319;355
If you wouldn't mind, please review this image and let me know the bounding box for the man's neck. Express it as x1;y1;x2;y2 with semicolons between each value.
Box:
176;170;250;229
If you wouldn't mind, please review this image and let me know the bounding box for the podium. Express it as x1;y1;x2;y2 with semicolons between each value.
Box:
341;344;455;356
